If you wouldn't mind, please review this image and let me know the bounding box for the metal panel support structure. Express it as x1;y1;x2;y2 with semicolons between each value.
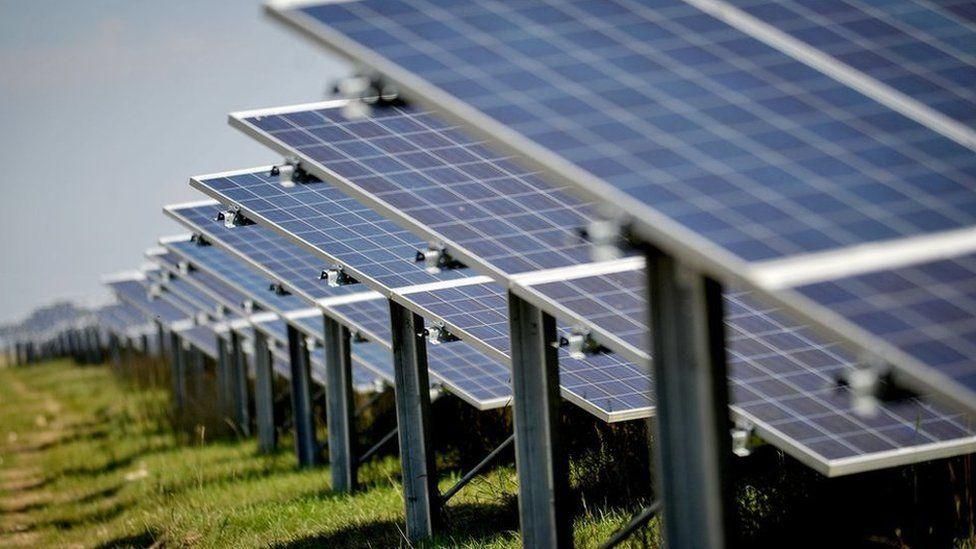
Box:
157;322;167;358
253;329;278;453
217;337;233;422
324;315;357;492
508;291;571;548
646;249;734;549
287;323;319;467
169;331;186;410
229;331;251;436
388;300;439;543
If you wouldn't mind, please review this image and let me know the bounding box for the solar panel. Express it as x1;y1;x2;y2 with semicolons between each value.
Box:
525;266;976;474
106;276;186;324
728;0;976;129
162;238;307;313
267;0;976;411
188;169;470;287
796;253;976;389
178;325;219;360
329;295;511;408
152;246;252;313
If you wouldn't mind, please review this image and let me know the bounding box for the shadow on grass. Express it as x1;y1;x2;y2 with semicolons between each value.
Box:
271;501;518;548
95;528;159;549
26;500;129;532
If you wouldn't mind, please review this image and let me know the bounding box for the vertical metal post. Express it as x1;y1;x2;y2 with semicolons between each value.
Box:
508;291;571;548
324;315;357;492
230;331;251;436
287;324;319;467
157;322;167;358
169;332;186;410
253;329;277;453
140;333;150;356
217;336;233;422
646;250;733;549
388;301;438;542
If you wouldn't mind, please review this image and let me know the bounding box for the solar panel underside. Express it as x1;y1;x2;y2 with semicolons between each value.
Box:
151;248;252;314
179;325;219;360
527;268;976;474
729;0;976;128
267;0;976;410
107;279;186;324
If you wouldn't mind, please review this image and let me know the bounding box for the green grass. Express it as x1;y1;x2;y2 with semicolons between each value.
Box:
0;360;649;547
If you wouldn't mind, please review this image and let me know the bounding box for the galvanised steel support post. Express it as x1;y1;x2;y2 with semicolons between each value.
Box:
157;322;167;358
169;332;186;410
217;336;233;423
110;334;122;366
388;301;438;542
646;249;734;549
508;291;571;548
287;324;319;467
253;329;277;453
324;315;357;492
229;331;251;436
86;328;101;364
140;333;150;356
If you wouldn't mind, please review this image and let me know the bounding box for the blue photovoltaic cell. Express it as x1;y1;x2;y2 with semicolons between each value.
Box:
797;254;976;392
732;0;976;128
179;325;219;360
282;0;976;263
98;304;146;334
351;341;396;384
169;204;362;302
405;281;655;419
193;171;471;287
108;279;186;324
164;239;306;313
330;296;511;407
529;269;976;465
159;276;222;317
230;110;606;276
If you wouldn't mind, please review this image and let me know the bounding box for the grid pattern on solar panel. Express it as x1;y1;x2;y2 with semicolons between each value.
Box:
530;268;976;461
171;204;360;301
731;0;976;128
194;171;471;287
404;281;657;417
797;253;976;391
109;303;148;327
160;276;221;316
165;239;306;312
184;268;252;312
238;106;611;276
108;279;186;324
289;0;976;263
180;325;219;360
330;296;511;406
351;341;396;383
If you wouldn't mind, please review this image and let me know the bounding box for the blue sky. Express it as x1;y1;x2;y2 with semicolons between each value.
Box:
0;0;347;323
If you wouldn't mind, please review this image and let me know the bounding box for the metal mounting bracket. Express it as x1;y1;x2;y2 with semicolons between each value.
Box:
415;243;465;274
421;323;459;345
215;207;254;229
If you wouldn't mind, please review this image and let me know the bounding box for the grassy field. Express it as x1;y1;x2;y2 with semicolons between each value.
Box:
2;359;975;548
0;360;646;547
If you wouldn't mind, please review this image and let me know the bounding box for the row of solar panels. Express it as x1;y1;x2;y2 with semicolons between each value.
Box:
87;91;976;476
263;0;976;417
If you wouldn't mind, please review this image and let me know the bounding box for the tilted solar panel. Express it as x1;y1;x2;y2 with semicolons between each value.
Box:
178;325;220;361
727;0;976;130
266;0;976;411
106;277;186;325
526;267;976;474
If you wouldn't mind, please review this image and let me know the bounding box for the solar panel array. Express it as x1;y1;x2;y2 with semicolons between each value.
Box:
83;0;976;484
268;0;976;411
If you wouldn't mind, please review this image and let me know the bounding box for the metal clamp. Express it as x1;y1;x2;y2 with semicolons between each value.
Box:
352;331;370;343
332;73;403;118
843;357;894;417
269;157;310;188
215;207;253;229
177;260;193;275
579;218;633;262
190;233;210;247
320;265;358;287
557;328;606;359
730;419;757;457
268;282;291;296
415;243;465;274
147;283;163;300
421;323;458;345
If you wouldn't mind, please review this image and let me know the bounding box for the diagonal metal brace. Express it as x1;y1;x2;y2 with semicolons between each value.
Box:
439;433;515;506
598;500;662;549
